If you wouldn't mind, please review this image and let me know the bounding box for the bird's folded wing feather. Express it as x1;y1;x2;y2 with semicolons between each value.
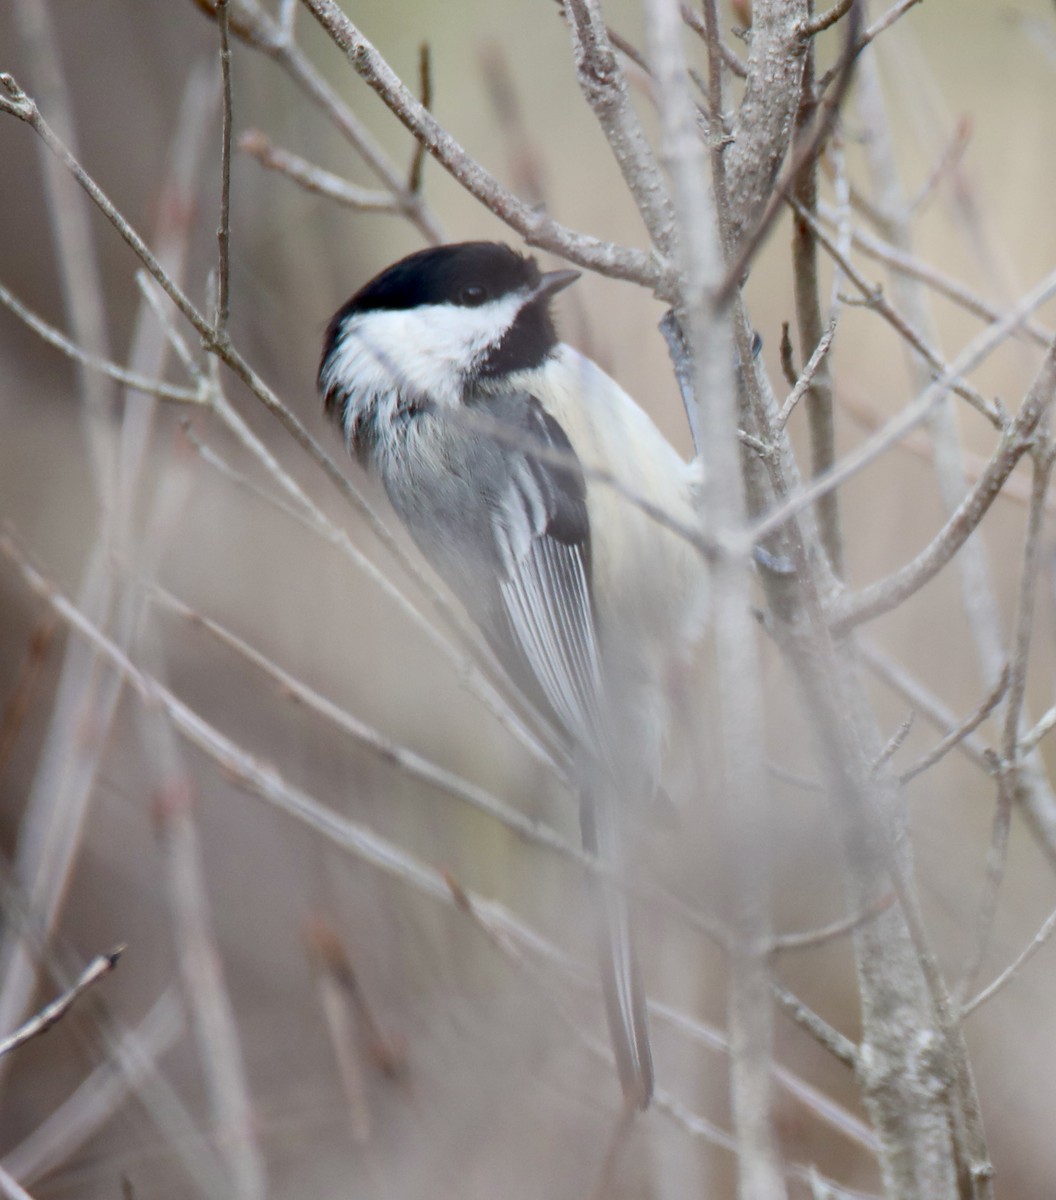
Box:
487;398;604;751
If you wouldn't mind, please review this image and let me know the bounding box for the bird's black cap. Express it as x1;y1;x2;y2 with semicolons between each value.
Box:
340;242;543;316
323;242;580;383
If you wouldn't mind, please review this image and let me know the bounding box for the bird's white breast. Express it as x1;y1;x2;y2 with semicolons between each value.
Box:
511;345;708;680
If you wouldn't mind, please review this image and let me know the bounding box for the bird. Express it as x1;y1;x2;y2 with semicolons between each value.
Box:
318;241;708;1108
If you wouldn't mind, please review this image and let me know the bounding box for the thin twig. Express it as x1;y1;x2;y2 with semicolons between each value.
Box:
152;585;580;864
871;712;915;775
805;0;856;37
777;320;837;428
751;275;1056;548
816;208;1054;351
195;0;444;242
956;448;1055;1005
858;640;992;773
790;197;1004;427
770;983;858;1069
0;280;205;403
407;43;432;194
0;947;123;1060
1019;705;1056;756
830;344;1056;635
899;669;1009;785
1;989;185;1185
961;900;1056;1018
817;0;925;92
772;892;894;953
680;2;747;78
215;0;233;333
905;114;971;217
240;131;401;211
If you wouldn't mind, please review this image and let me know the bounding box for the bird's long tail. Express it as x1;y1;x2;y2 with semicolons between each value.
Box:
580;787;653;1109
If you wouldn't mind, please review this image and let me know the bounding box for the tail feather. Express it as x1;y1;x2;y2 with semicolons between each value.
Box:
581;788;654;1108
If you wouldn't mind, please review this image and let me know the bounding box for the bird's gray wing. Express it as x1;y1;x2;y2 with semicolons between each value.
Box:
484;394;653;1105
485;396;605;751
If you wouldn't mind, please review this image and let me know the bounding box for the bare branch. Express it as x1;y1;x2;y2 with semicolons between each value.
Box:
298;1;667;291
770;984;858;1069
195;0;444;243
0;947;123;1060
957;447;1055;1005
791;197;1004;427
777;319;837;428
0;279;205;403
899;670;1009;785
962;900;1056;1019
215;0;233;333
407;42;432;194
805;0;856;37
818;203;1054;351
239;130;402;211
751;271;1056;547
831;344;1056;635
564;0;675;254
817;0;926;92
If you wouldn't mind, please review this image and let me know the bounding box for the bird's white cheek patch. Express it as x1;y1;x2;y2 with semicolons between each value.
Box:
326;295;527;416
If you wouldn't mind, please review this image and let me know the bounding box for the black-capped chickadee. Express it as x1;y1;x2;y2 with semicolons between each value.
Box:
319;242;707;1108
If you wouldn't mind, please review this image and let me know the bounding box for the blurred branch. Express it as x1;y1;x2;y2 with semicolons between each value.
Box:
0;49;215;1066
154;774;266;1200
0;280;207;403
1;990;185;1184
645;0;786;1194
0;616;57;781
240;130;402;211
0;1163;37;1200
0;0;120;1058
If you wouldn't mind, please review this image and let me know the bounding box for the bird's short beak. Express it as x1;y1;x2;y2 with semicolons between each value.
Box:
533;269;581;301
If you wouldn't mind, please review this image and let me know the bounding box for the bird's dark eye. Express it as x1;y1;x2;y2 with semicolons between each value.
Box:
459;284;488;306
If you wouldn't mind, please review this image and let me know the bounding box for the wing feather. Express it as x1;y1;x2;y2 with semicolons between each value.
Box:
481;390;653;1105
487;399;605;749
